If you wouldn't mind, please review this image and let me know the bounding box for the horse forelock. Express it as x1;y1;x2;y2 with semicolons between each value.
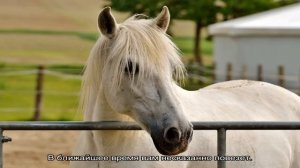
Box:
81;18;185;119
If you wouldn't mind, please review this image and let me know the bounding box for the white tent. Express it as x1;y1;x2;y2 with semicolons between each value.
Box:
209;3;300;91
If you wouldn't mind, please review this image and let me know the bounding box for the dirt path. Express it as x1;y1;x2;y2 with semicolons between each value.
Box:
3;131;78;168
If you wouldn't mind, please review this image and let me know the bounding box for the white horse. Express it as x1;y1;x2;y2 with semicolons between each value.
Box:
71;6;300;168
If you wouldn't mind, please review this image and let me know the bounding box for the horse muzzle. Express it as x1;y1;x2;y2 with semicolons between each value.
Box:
151;125;193;155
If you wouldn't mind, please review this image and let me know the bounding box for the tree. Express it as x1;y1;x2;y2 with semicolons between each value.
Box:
167;0;218;65
109;0;164;17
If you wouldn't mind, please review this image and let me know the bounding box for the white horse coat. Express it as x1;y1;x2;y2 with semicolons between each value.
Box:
71;7;300;168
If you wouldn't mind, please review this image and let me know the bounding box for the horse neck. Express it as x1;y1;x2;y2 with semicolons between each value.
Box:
83;88;139;155
84;87;132;122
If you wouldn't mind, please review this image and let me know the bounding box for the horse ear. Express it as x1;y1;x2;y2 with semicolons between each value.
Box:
98;7;117;38
153;6;170;32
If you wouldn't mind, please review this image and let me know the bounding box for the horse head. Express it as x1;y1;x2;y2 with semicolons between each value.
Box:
95;6;193;155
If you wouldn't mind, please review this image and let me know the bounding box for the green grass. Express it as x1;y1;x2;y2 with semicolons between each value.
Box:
48;64;84;75
0;33;93;65
0;29;99;42
0;64;82;121
173;36;213;56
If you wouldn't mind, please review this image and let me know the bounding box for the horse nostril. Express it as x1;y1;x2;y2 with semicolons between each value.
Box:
164;127;181;144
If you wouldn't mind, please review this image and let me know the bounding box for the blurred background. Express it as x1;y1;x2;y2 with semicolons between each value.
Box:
0;0;298;121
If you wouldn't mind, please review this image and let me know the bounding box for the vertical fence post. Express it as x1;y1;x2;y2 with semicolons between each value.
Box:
299;69;300;96
226;63;232;81
197;62;204;86
217;128;226;168
187;59;194;84
278;65;285;87
33;65;44;121
0;129;11;168
241;64;247;79
212;62;216;83
0;129;3;168
257;64;263;81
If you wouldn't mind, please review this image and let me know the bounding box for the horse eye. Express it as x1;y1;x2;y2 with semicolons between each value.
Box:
125;61;139;75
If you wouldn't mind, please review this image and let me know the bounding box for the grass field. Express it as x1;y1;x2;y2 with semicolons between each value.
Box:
0;1;213;121
0;29;212;65
0;65;83;121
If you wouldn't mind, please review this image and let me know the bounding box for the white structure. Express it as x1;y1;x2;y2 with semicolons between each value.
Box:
209;3;300;91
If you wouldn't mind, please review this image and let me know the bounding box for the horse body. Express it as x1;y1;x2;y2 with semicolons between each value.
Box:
72;80;300;168
179;80;300;168
71;6;300;168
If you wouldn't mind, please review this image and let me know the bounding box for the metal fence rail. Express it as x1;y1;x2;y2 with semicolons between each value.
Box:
1;121;300;168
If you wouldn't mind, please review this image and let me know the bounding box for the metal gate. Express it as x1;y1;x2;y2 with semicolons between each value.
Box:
1;121;300;168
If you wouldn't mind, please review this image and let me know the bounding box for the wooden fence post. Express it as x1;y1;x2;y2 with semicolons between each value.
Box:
212;62;216;83
187;59;194;84
278;65;285;87
257;64;263;81
226;63;232;81
33;65;44;121
196;62;204;86
299;69;300;96
241;64;248;79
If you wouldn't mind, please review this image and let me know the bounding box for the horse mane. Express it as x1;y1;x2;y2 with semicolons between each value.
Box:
81;16;186;120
